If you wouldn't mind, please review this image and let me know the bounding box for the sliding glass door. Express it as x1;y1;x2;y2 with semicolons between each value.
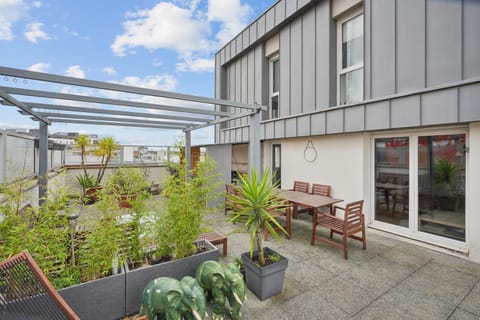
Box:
374;132;466;243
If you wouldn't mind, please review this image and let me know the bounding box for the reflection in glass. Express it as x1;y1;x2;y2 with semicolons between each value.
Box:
342;14;363;69
272;59;280;93
271;95;279;119
340;68;363;105
374;137;409;227
418;134;465;241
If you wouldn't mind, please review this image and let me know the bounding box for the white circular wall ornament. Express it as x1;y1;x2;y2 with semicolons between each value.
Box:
304;140;317;162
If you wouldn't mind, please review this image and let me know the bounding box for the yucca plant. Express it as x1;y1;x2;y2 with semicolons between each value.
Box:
227;168;288;266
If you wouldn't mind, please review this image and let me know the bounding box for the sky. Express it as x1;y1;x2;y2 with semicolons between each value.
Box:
0;0;276;146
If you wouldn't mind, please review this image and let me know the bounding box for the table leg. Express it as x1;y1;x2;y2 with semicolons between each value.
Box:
286;205;291;239
311;208;318;245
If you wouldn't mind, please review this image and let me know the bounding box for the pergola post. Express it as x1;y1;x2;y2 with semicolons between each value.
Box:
185;130;191;178
249;106;262;178
38;121;48;205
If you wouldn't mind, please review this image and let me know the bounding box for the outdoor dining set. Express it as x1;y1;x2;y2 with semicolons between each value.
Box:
226;180;367;259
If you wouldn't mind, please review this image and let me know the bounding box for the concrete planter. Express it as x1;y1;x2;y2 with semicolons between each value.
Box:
241;247;288;301
124;239;219;316
59;266;126;320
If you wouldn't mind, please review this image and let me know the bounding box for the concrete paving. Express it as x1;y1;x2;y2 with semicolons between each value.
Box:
209;211;480;320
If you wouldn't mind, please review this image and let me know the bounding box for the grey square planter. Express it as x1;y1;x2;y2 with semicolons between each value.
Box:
125;239;219;316
241;247;288;301
59;267;126;320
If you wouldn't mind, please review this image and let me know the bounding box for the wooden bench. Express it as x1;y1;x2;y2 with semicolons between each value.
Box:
199;232;228;257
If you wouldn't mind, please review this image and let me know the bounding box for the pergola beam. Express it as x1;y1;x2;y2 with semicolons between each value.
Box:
48;118;186;129
0;88;50;124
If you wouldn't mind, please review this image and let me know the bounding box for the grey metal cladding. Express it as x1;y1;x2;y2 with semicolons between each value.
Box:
247;50;255;104
265;121;275;139
371;0;395;97
280;27;291;118
365;101;389;131
290;18;302;115
391;95;420;128
254;45;263;105
459;83;480;122
242;29;250;51
311;112;326;135
298;0;310;10
236;127;243;142
242;126;249;141
286;117;297;137
275;0;286;26
326;109;344;134
286;0;298;18
396;0;425;92
258;15;266;38
302;9;316;114
426;0;462;87
249;23;257;46
266;7;275;33
298;115;310;136
364;0;372;99
421;88;458;125
463;0;480;79
275;120;286;138
345;105;365;132
315;1;330;109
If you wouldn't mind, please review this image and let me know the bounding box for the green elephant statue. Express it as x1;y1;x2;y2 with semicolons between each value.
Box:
196;260;246;320
138;276;207;320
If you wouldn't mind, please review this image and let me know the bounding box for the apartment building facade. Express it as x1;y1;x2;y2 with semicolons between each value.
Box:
212;0;480;262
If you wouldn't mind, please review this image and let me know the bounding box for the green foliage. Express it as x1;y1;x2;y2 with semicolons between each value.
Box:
74;134;91;176
77;172;96;190
227;168;288;267
93;136;119;185
105;167;149;195
156;154;221;259
433;158;460;192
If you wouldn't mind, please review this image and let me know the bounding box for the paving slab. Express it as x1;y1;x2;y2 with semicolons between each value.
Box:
459;281;480;316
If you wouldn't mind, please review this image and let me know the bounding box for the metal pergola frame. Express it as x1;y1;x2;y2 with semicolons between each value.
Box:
0;66;265;202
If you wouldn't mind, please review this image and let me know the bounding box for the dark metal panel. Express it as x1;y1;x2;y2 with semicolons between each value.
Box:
365;101;389;130
426;0;462;87
249;23;257;46
290;19;302;115
364;0;372;100
265;122;275;139
464;0;480;79
275;0;286;26
315;1;331;109
285;118;297;137
286;0;298;18
297;115;310;136
242;30;250;51
247;50;255;104
302;9;315;114
391;95;420;128
459;83;480;122
258;15;266;38
280;27;291;118
421;88;458;125
345;105;365;132
266;7;275;33
274;120;285;138
326;109;344;134
371;0;395;97
397;0;425;93
311;112;326;135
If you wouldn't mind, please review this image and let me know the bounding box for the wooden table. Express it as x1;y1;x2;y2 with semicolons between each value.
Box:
277;190;343;240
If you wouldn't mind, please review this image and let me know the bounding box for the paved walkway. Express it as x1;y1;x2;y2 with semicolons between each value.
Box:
209;211;480;320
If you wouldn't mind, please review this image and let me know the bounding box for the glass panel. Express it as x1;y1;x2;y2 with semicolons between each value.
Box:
375;137;409;227
272;144;281;186
418;134;465;241
342;14;363;69
340;68;363;105
271;95;279;119
272;59;280;93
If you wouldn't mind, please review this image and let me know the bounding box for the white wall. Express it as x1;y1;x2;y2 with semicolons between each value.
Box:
467;122;480;262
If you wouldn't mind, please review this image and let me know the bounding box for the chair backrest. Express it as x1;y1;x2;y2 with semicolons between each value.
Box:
311;184;331;197
293;181;309;193
0;250;80;320
344;200;364;228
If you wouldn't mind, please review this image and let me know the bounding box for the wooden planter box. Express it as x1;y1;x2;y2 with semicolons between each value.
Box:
124;239;219;316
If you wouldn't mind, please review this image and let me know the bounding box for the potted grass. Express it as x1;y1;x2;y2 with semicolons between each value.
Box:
227;168;289;300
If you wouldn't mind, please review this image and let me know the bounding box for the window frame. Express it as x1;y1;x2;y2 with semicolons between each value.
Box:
269;54;280;119
337;9;364;106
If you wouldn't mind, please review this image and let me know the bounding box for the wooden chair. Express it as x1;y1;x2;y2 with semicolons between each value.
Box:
0;250;80;319
311;183;333;214
264;204;291;241
224;183;238;215
292;180;310;219
311;200;366;259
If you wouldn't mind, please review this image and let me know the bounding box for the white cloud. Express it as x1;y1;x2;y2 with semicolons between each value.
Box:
65;65;85;78
116;74;177;92
176;55;214;73
32;1;41;8
28;62;50;72
0;0;27;40
207;0;251;45
111;2;211;57
103;66;117;76
25;21;49;43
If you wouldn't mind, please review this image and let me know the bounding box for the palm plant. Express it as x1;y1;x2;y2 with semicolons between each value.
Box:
93;137;119;185
74;134;90;176
227;169;288;266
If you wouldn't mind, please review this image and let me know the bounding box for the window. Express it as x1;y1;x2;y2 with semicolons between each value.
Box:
272;144;281;186
270;56;279;119
338;12;363;105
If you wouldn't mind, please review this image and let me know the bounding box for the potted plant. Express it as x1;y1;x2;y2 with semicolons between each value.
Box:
227;168;289;300
76;172;97;204
104;167;150;208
